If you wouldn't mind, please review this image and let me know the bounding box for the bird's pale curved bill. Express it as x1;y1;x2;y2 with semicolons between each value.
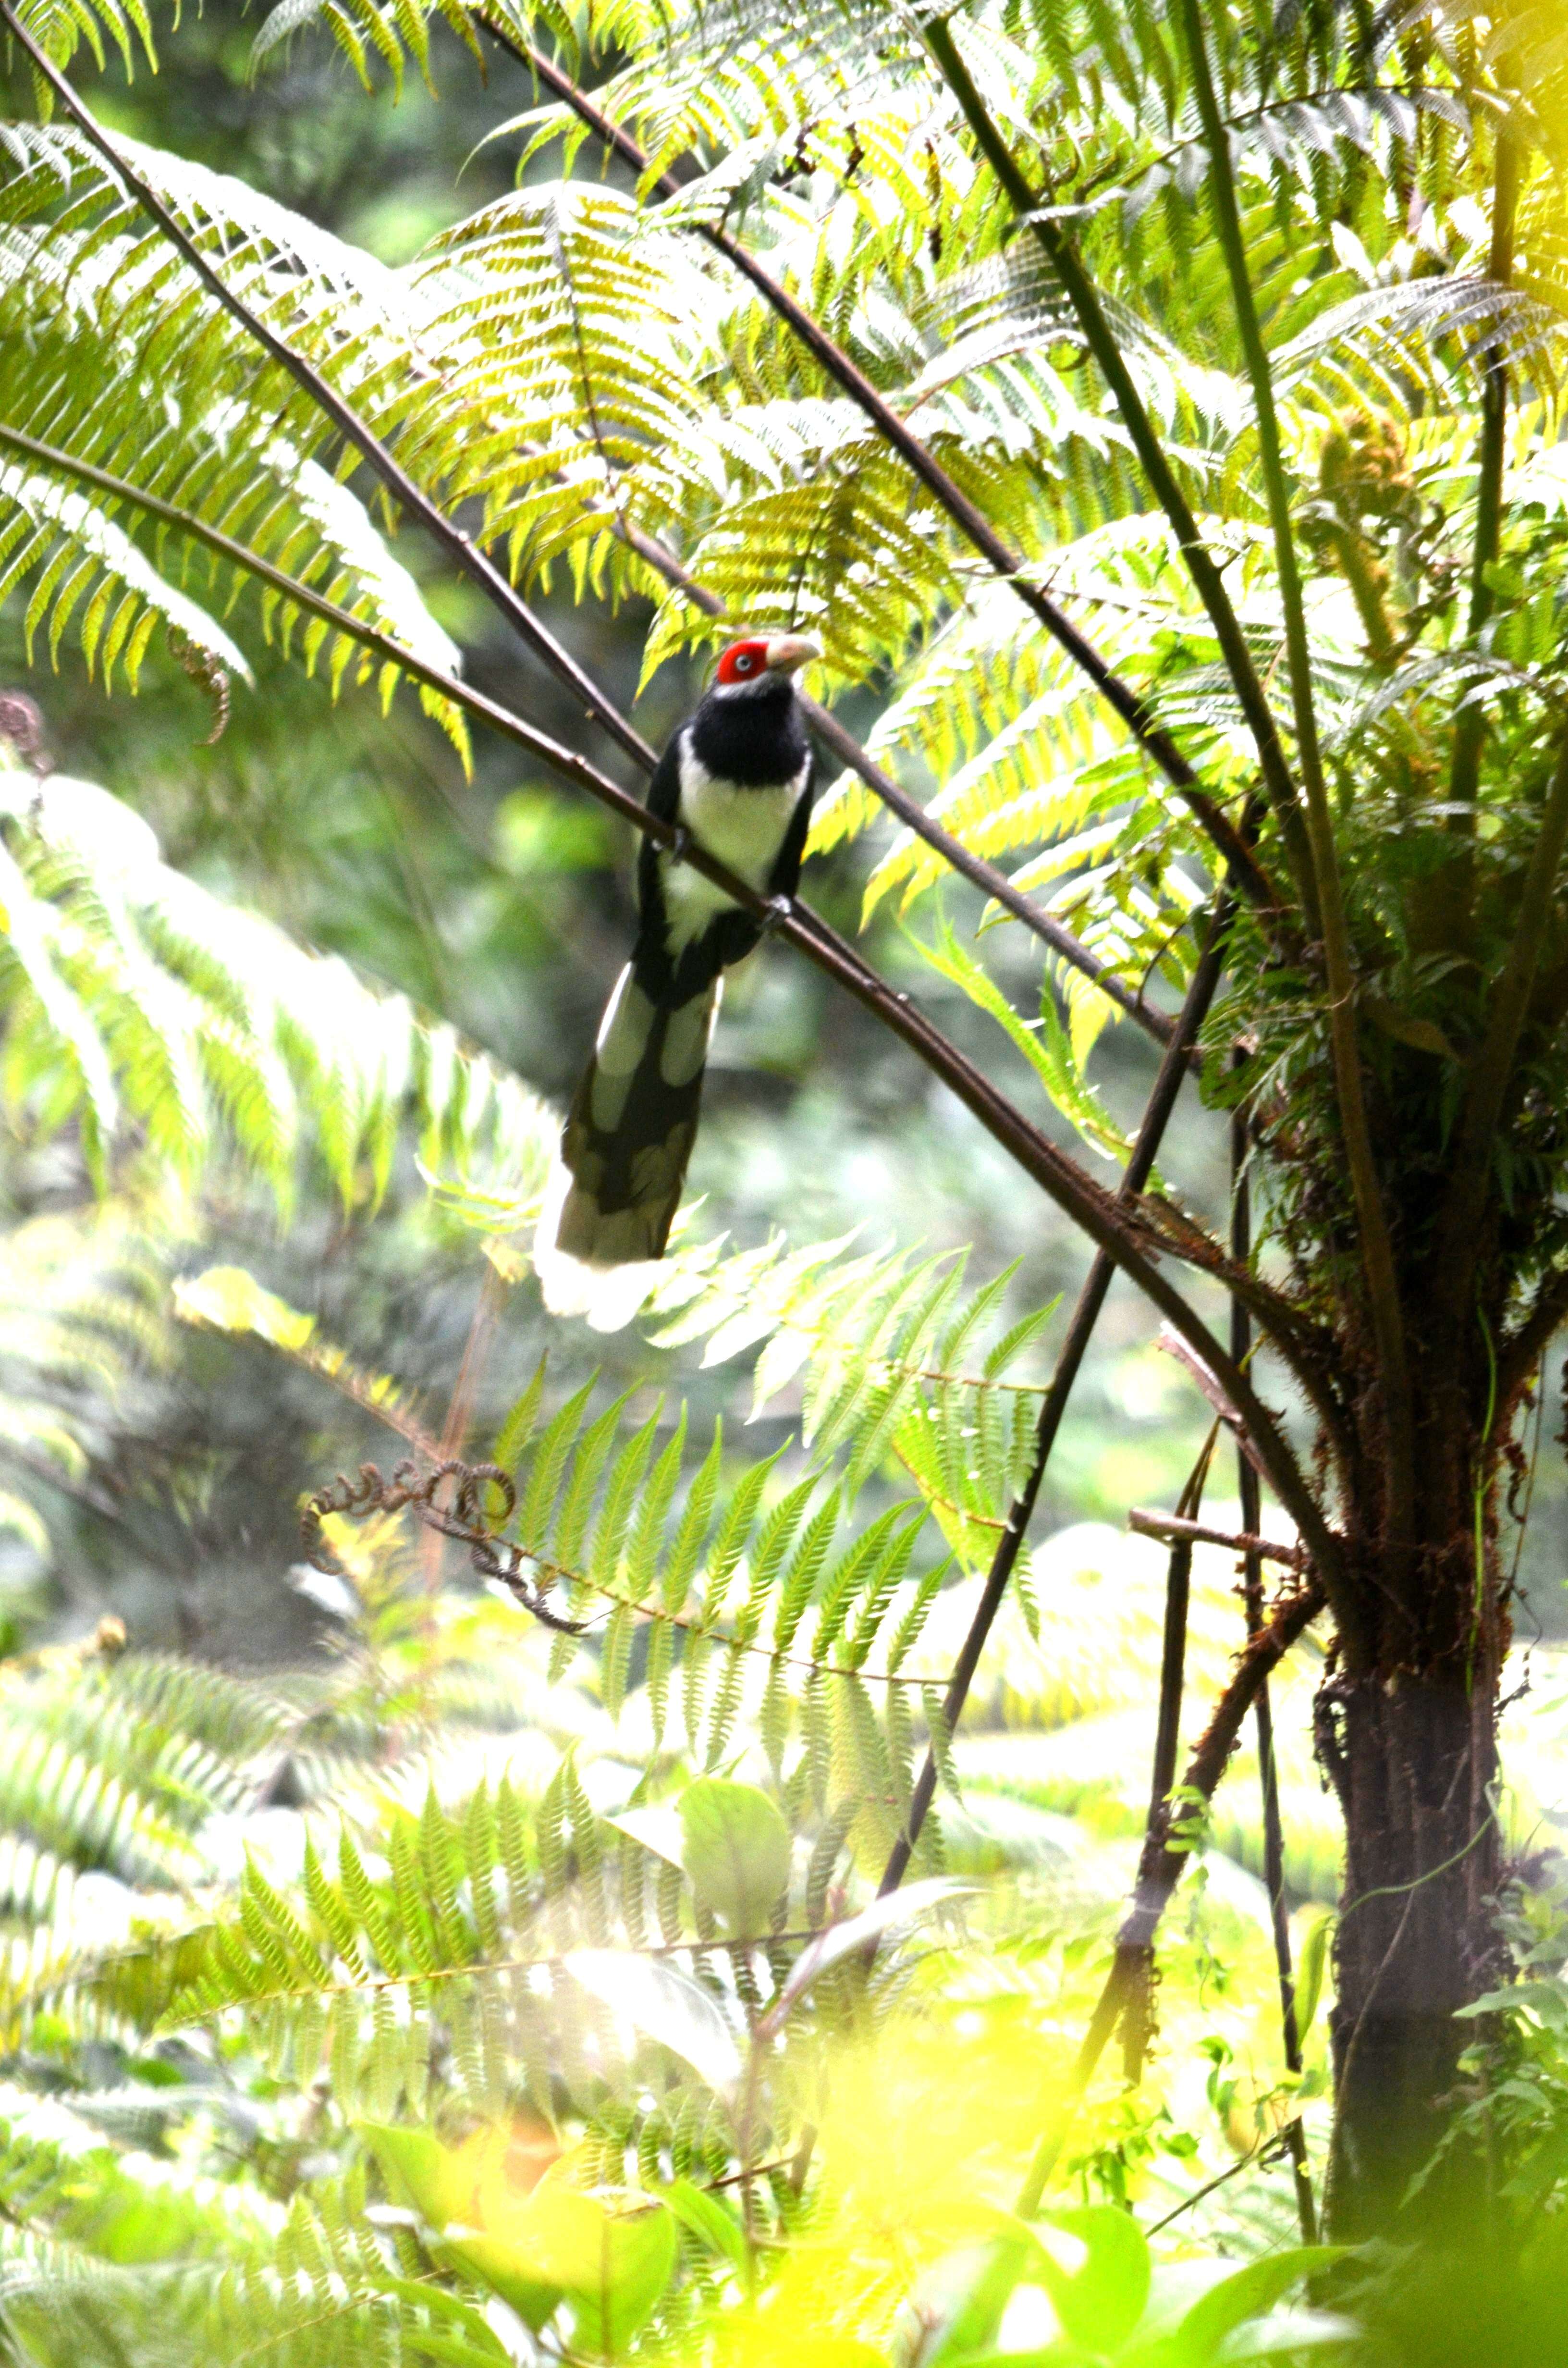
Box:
763;635;821;673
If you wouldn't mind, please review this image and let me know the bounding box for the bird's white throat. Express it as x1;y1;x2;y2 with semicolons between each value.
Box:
662;740;808;950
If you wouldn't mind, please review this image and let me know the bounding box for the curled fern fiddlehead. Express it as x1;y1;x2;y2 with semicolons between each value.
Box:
302;1458;590;1634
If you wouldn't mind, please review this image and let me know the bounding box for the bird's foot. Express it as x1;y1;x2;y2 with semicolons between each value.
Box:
760;894;795;935
666;825;693;866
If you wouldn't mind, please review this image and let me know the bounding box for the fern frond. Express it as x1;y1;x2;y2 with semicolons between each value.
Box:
10;0;157;76
0;127;469;742
0;764;556;1208
646;1234;1054;1560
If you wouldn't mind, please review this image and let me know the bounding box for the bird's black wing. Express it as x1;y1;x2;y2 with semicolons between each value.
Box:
635;733;686;926
766;749;817;901
630;733;696;1003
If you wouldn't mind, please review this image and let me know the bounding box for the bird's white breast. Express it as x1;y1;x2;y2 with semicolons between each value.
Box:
662;738;808;950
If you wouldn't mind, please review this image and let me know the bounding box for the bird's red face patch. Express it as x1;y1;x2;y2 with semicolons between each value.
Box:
715;638;772;686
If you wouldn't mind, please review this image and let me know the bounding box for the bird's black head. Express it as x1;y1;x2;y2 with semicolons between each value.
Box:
689;634;818;785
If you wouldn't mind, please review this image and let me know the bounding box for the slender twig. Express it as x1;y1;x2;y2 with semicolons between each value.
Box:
919;12;1316;940
0;424;1335;1565
1155;1310;1356;1526
1232;1107;1317;2244
1168;0;1329;843
1167;0;1414;1566
1146;1449;1214;1834
1127;1509;1304;1569
808;693;1178;1047
1120;1430;1215;2083
0;0;656;777
1013;1576;1325;2216
613;518;1180;1048
1143;2127;1295;2236
482;16;1282;917
1436;736;1568;1306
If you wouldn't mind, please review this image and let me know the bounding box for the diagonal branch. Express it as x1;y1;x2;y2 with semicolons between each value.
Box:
1132;1200;1349;1446
876;865;1348;1898
807;699;1180;1049
1120;1430;1218;2083
0;415;1335;1577
479;14;1282;919
0;0;656;776
876;924;1232;1902
1127;1508;1303;1569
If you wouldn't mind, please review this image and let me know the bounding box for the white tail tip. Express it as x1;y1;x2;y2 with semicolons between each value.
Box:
532;1163;663;1333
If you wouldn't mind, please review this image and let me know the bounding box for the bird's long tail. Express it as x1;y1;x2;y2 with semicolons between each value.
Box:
533;963;720;1331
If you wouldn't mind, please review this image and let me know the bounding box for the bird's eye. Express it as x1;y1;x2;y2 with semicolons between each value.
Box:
737;654;754;671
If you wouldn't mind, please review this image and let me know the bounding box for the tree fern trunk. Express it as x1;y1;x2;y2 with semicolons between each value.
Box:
1323;1588;1505;2236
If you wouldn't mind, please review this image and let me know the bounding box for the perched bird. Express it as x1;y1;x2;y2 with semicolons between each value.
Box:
534;632;821;1330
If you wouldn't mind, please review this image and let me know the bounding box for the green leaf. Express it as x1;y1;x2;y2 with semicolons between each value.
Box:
605;1803;687;1871
377;2280;514;2367
493;1357;548;1472
759;1880;969;2036
678;1778;790;1934
1166;2248;1349;2366
0;1490;50;1560
173;1264;314;1352
516;2170;677;2356
1291;1910;1335;2051
360;2122;562;2331
660;2176;751;2279
1361;995;1461;1062
565;1949;743;2103
1217;2306;1360;2361
1035;2206;1151;2354
915;2232;1041;2366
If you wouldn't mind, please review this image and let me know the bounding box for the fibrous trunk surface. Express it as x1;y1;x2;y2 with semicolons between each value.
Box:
1323;1638;1503;2235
